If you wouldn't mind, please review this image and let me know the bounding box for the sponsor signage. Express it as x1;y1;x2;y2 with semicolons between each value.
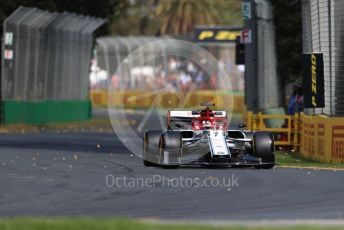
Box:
242;1;252;20
240;29;252;43
4;49;13;60
332;126;344;159
303;53;325;108
5;32;13;46
194;27;242;43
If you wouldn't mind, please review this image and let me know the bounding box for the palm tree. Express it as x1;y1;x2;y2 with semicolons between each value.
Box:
156;0;220;35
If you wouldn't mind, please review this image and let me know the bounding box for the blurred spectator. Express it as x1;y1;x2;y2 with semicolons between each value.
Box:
156;71;165;89
111;74;120;89
187;61;197;75
179;71;192;91
287;84;298;115
168;71;179;90
195;71;204;89
287;84;304;115
296;85;304;113
98;56;243;92
210;72;217;89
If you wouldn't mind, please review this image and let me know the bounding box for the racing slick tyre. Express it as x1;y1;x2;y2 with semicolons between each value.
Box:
143;130;161;166
253;132;275;169
159;131;182;168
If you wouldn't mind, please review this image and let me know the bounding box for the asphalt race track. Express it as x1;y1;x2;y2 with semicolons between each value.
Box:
1;109;344;220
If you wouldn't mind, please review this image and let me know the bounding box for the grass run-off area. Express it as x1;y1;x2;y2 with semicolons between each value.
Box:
0;218;342;230
276;151;344;169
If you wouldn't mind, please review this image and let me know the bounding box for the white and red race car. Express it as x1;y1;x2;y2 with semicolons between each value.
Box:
143;102;275;169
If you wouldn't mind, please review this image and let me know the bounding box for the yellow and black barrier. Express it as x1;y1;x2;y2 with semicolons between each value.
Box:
90;90;245;113
244;111;344;163
244;111;300;147
299;114;344;163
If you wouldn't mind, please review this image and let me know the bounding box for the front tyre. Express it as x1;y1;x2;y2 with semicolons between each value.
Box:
253;132;275;169
159;131;182;168
143;130;161;166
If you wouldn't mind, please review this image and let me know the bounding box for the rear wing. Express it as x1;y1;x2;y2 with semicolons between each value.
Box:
167;110;227;128
168;110;227;118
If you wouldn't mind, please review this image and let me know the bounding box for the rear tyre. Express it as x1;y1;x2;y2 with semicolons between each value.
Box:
253;132;275;169
143;130;161;167
159;131;182;168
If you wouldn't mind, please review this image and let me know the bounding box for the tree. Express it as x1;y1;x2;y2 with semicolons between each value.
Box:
156;0;220;35
109;0;242;36
271;0;302;105
109;0;158;36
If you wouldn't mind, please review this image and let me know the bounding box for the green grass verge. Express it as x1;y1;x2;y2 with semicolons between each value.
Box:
0;118;115;133
0;110;243;134
0;218;341;230
276;151;344;169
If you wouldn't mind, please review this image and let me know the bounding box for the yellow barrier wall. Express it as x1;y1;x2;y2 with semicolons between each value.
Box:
90;90;245;113
299;114;344;163
244;111;344;163
331;117;344;163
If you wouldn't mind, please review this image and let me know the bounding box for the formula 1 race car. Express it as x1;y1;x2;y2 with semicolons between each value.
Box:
143;102;275;169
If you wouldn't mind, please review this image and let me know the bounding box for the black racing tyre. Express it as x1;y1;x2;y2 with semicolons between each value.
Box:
159;131;182;168
143;130;161;166
253;132;275;169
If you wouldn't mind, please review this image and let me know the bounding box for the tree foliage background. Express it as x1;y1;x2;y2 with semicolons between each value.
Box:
0;0;303;102
271;0;303;102
0;0;242;36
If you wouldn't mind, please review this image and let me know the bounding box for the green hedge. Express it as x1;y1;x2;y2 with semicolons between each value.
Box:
2;100;92;124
